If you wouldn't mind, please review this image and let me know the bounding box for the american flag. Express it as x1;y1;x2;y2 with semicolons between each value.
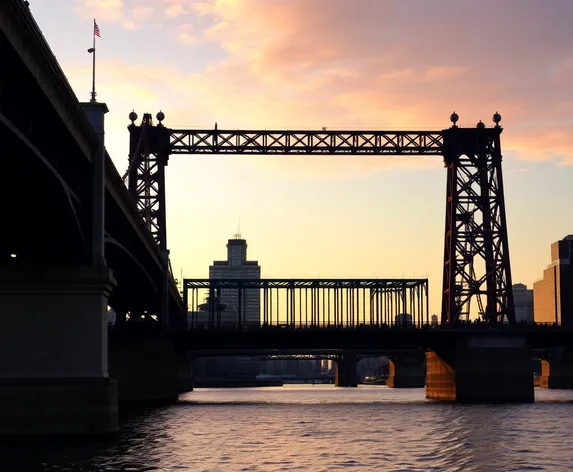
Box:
94;20;100;38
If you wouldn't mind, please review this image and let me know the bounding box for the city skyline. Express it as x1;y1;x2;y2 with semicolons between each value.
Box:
29;0;573;317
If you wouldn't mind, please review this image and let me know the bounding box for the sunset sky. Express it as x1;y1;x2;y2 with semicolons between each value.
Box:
30;0;572;316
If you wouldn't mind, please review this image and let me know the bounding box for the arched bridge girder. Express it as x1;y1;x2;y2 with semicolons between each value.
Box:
104;236;159;316
127;114;515;327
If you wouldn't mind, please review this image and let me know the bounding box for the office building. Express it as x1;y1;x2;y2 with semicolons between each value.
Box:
512;283;533;323
533;235;573;328
209;234;261;328
395;313;412;327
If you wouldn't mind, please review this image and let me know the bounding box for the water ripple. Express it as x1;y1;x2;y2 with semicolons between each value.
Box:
1;386;573;471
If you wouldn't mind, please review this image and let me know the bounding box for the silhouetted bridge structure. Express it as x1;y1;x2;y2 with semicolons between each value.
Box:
1;0;573;438
184;278;429;329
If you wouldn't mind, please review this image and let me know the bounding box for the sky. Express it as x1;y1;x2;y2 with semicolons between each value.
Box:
29;0;572;317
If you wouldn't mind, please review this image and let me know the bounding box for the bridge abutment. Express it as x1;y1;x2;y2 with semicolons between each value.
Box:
335;351;357;387
540;348;573;389
426;335;534;403
387;352;425;388
0;265;118;436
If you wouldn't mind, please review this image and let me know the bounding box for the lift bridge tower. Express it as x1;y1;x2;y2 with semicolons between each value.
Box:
124;111;514;326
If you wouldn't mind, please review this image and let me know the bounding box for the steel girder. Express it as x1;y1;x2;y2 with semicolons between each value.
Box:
169;129;443;155
441;126;515;325
183;278;428;290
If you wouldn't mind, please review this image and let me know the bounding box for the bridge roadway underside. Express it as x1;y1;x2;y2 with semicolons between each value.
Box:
178;328;573;352
174;328;573;399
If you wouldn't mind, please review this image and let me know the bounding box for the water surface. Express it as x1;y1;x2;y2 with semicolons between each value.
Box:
3;386;573;471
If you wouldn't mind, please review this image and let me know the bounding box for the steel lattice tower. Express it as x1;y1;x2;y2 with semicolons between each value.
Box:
126;112;170;253
441;113;515;325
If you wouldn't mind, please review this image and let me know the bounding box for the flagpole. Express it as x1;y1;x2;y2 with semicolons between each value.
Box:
90;18;96;102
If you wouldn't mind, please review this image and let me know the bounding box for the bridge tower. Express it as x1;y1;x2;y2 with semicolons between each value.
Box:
441;113;515;325
126;111;171;326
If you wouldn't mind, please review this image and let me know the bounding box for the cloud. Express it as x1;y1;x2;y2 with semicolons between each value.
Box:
69;0;573;171
176;0;573;164
121;19;137;30
132;5;155;20
75;0;155;29
165;4;188;18
75;0;124;22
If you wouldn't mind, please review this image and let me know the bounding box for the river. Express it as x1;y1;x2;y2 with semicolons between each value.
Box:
3;386;573;471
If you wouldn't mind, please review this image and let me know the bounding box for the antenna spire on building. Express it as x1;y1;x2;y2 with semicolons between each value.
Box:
233;218;242;239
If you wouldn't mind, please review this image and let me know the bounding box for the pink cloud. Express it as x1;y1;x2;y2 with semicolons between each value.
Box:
69;0;573;169
174;0;573;164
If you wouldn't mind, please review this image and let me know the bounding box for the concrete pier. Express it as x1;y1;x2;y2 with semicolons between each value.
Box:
335;351;357;387
386;352;425;388
178;352;194;393
426;336;534;403
0;266;118;435
540;348;573;389
109;330;181;404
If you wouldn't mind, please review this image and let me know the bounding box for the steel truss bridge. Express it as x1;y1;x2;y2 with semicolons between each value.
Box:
128;111;513;326
184;278;428;330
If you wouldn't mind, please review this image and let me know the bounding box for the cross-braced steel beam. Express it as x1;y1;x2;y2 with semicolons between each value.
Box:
169;129;444;155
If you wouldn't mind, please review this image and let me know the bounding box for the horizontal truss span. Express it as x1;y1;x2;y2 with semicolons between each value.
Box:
183;278;429;331
169;130;444;155
184;279;428;289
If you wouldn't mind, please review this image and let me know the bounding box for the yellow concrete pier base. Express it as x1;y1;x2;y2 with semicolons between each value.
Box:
426;336;534;403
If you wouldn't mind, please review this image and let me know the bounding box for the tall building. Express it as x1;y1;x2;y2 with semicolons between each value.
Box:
209;234;261;328
512;283;533;323
533;235;573;328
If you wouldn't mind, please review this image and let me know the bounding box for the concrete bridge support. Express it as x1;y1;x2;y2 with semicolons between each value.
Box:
335;351;357;387
109;330;183;404
178;352;194;393
426;336;534;403
0;266;118;435
387;352;425;388
540;348;573;389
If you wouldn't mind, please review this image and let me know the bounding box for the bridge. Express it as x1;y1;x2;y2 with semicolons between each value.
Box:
1;0;573;437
